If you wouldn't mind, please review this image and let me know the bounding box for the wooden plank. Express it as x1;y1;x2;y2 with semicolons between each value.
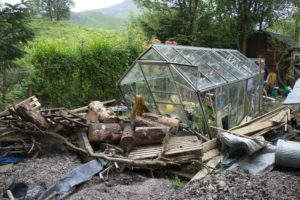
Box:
128;136;202;160
231;121;273;135
202;139;218;153
202;149;220;161
190;156;221;182
229;106;287;131
240;116;252;125
270;110;287;124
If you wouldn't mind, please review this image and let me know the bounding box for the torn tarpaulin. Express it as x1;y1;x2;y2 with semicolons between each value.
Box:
219;132;275;175
38;159;107;200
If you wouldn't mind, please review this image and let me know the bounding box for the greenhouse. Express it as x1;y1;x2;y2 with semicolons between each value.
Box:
117;44;262;139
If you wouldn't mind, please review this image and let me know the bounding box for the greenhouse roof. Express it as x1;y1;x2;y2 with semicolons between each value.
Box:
134;44;259;92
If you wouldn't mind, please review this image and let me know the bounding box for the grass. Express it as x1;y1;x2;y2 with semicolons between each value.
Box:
171;176;188;190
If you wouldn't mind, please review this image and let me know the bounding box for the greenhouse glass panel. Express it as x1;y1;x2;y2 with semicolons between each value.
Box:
209;52;244;79
176;48;206;65
140;64;176;91
199;89;217;134
204;52;237;81
154;45;190;65
214;50;252;77
228;82;239;128
245;78;255;116
140;48;164;60
120;63;144;85
237;80;246;123
216;86;229;130
157;103;188;123
173;64;214;90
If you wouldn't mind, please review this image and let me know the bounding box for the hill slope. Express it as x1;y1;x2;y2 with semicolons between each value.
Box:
68;0;139;29
69;11;123;30
100;0;139;19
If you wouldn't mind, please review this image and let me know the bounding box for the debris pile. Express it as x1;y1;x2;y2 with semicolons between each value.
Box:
0;96;202;168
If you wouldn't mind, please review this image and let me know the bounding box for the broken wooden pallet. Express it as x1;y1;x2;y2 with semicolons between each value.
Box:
128;136;202;160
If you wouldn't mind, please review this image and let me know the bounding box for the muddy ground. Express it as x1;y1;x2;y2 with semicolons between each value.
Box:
0;154;299;200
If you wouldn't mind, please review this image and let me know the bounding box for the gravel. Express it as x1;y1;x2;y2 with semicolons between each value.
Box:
0;153;81;196
1;154;299;200
68;173;175;200
172;170;300;200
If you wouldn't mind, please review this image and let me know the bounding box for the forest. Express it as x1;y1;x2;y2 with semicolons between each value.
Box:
1;0;300;109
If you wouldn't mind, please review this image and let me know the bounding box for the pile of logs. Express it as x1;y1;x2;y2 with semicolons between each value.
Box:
0;96;188;167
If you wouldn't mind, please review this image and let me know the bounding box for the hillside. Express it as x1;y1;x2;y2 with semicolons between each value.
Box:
29;18;118;44
68;0;139;29
69;11;123;30
100;0;139;19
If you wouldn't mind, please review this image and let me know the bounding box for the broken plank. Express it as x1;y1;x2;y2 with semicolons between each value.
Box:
190;156;221;182
202;138;218;153
231;121;273;136
128;136;202;160
202;149;220;161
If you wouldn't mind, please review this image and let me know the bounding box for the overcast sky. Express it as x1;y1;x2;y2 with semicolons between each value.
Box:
1;0;124;12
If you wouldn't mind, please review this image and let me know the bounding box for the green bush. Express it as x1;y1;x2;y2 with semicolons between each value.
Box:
29;35;143;108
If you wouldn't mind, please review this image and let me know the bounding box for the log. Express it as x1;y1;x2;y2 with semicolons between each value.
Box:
133;127;170;145
15;102;49;130
133;116;167;128
86;101;119;123
120;125;136;152
88;123;122;143
142;112;180;134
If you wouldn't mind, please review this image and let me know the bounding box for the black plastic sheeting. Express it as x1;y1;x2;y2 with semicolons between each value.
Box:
219;132;275;175
38;159;107;200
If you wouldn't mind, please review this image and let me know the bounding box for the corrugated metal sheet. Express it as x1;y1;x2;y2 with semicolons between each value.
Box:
283;78;300;105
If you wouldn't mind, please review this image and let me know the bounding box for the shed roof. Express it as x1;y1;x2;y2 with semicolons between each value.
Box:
137;44;259;91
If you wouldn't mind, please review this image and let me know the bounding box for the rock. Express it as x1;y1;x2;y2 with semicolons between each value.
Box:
216;180;227;190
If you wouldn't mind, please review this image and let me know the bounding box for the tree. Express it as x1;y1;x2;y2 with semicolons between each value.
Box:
267;38;289;86
134;0;204;44
0;3;34;103
41;0;74;21
214;0;296;53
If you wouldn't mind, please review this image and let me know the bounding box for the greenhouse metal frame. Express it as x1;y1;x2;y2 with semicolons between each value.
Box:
117;44;262;139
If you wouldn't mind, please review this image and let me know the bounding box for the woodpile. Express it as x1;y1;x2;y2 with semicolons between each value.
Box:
0;96;202;168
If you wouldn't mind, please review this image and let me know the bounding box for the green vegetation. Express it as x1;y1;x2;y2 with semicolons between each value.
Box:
1;14;145;109
171;176;187;190
0;3;34;106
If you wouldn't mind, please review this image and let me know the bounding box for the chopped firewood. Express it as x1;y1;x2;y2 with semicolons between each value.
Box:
142;112;180;134
133;116;167;128
120;125;136;152
88;123;122;143
133;127;170;146
86;101;119;123
15;102;49;130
